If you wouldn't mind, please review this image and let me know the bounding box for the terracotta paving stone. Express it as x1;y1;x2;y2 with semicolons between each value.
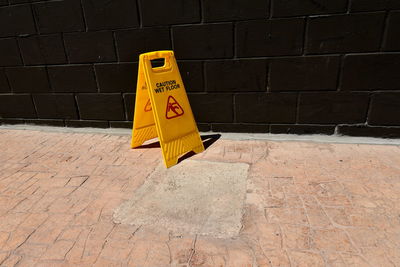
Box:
0;254;21;267
167;235;196;265
289;250;325;266
0;252;9;264
58;226;86;242
0;232;9;248
281;224;310;250
311;228;356;253
14;243;48;258
0;128;400;266
1;227;36;251
40;240;75;260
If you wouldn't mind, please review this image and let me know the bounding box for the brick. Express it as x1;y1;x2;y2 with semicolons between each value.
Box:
140;0;200;26
289;251;324;266
178;61;204;92
298;92;369;124
0;5;36;37
205;59;267;92
33;94;78;119
64;31;116;63
236;18;304;57
272;0;347;17
110;121;132;128
65;120;109;128
123;93;135;120
267;208;309;226
203;0;269;22
9;0;29;3
1;254;21;266
0;118;25;125
25;119;65;127
76;94;125;120
368;93;400;126
33;0;85;34
212;123;269;133
6;67;50;93
95;63;137;93
115;27;171;62
338;125;400;138
350;0;400;11
307;13;385;54
48;65;97;93
9;258;39;267
0;69;10;93
197;123;211;132
270;124;335;135
82;0;139;30
384;11;400;51
58;227;85;241
0;38;22;67
270;56;340;91
0;94;36;118
173;24;233;59
18;34;67;65
188;93;233;122
341;54;400;90
235;93;297;123
312;229;356;252
41;240;75;260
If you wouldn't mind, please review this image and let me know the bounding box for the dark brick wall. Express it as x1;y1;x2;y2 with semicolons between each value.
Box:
0;0;400;138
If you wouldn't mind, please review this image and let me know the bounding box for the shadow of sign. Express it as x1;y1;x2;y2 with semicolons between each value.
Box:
134;134;222;164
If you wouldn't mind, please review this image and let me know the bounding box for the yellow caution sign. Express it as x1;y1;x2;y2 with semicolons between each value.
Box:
131;51;204;168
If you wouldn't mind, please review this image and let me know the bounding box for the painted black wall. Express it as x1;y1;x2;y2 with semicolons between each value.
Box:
0;0;400;137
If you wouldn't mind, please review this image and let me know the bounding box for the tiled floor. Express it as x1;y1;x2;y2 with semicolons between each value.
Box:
0;129;399;266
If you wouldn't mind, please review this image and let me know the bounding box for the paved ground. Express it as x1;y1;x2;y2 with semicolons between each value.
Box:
0;128;399;266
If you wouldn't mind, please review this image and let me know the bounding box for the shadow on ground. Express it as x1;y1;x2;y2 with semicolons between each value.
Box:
134;134;221;163
178;134;221;163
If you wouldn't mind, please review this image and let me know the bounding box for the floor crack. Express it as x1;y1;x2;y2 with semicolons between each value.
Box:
187;234;197;266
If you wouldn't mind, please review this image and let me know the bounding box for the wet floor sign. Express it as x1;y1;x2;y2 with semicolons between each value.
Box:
131;51;204;168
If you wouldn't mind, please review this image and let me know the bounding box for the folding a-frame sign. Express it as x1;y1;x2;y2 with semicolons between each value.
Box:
131;51;204;168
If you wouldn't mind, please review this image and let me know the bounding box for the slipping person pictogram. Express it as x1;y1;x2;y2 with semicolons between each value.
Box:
166;96;184;119
144;99;152;112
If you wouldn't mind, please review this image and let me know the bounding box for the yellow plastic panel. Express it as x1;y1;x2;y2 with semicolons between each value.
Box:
131;51;204;168
131;59;157;148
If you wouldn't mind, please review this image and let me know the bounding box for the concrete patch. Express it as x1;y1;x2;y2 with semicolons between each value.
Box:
113;160;249;238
